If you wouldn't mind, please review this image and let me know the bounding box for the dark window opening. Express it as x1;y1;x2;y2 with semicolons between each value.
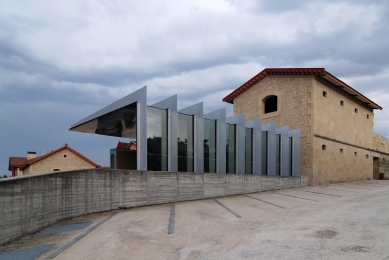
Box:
53;169;60;171
355;108;358;113
264;96;278;114
322;145;326;150
354;152;357;156
367;114;370;119
340;149;343;154
340;100;344;106
323;91;327;97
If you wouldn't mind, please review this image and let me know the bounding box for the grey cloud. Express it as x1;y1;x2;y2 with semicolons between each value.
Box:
1;0;389;174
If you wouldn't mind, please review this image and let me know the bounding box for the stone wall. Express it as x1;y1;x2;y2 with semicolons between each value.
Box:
312;77;384;184
0;169;306;245
232;74;387;185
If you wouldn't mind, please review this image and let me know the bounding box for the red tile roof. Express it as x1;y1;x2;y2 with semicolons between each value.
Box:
222;68;382;110
8;157;28;171
116;141;137;150
19;144;100;170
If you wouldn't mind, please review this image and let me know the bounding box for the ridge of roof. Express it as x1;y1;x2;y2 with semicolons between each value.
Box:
222;68;382;110
20;144;100;170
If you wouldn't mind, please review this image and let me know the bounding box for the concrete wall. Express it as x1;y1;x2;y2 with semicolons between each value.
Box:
0;169;307;245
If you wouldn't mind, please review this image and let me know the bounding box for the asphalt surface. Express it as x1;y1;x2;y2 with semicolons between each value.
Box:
1;180;389;260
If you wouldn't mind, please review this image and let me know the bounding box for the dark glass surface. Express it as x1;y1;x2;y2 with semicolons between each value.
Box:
261;131;268;175
204;119;217;173
245;128;253;174
147;106;168;171
289;137;293;176
85;103;137;138
110;152;115;169
147;154;168;171
177;113;194;172
226;124;236;174
276;134;281;175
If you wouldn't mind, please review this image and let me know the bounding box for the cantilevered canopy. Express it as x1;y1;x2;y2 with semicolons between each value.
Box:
70;103;137;138
69;87;147;138
70;86;147;170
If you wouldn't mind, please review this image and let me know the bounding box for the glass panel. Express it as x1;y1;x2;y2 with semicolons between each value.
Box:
245;128;253;174
289;137;293;176
226;124;236;174
96;103;137;138
178;113;194;172
147;106;168;171
110;151;115;169
276;134;281;175
204;119;217;173
261;131;268;175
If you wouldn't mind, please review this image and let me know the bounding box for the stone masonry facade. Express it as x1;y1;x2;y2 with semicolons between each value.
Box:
232;73;389;185
22;149;96;175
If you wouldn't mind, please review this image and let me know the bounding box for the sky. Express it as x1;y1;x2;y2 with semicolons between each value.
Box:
1;0;389;175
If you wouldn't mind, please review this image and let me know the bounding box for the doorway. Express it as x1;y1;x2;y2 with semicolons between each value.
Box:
373;157;379;179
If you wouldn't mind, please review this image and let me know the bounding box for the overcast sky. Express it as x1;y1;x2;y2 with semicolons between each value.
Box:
1;0;389;175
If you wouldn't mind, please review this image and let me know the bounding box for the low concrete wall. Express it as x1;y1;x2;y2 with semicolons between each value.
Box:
0;169;307;245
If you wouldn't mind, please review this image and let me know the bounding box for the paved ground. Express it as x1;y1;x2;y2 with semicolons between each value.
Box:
1;180;389;260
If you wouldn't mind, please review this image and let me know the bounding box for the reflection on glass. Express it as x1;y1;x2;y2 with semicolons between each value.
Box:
178;113;194;172
93;103;137;138
204;119;217;173
245;128;253;174
147;106;168;171
276;134;281;175
289;137;293;176
226;124;236;174
261;131;268;175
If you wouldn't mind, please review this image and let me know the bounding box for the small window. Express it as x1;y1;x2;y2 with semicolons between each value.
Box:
367;114;370;119
340;149;343;154
322;145;326;151
323;91;327;97
264;96;278;114
64;155;67;158
366;154;369;159
354;152;357;156
340;100;344;106
53;169;60;171
355;108;358;113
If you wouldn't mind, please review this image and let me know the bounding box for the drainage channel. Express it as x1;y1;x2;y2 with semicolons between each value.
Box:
316;187;359;193
46;212;118;259
168;204;175;234
247;195;285;209
275;193;318;202
214;199;242;218
294;189;342;197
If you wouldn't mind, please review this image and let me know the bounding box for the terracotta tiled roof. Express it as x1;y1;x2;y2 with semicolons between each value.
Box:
116;141;136;150
222;68;382;110
19;144;100;170
8;157;28;171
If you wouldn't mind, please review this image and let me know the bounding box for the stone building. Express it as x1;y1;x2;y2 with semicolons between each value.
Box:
223;68;389;185
8;144;101;177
